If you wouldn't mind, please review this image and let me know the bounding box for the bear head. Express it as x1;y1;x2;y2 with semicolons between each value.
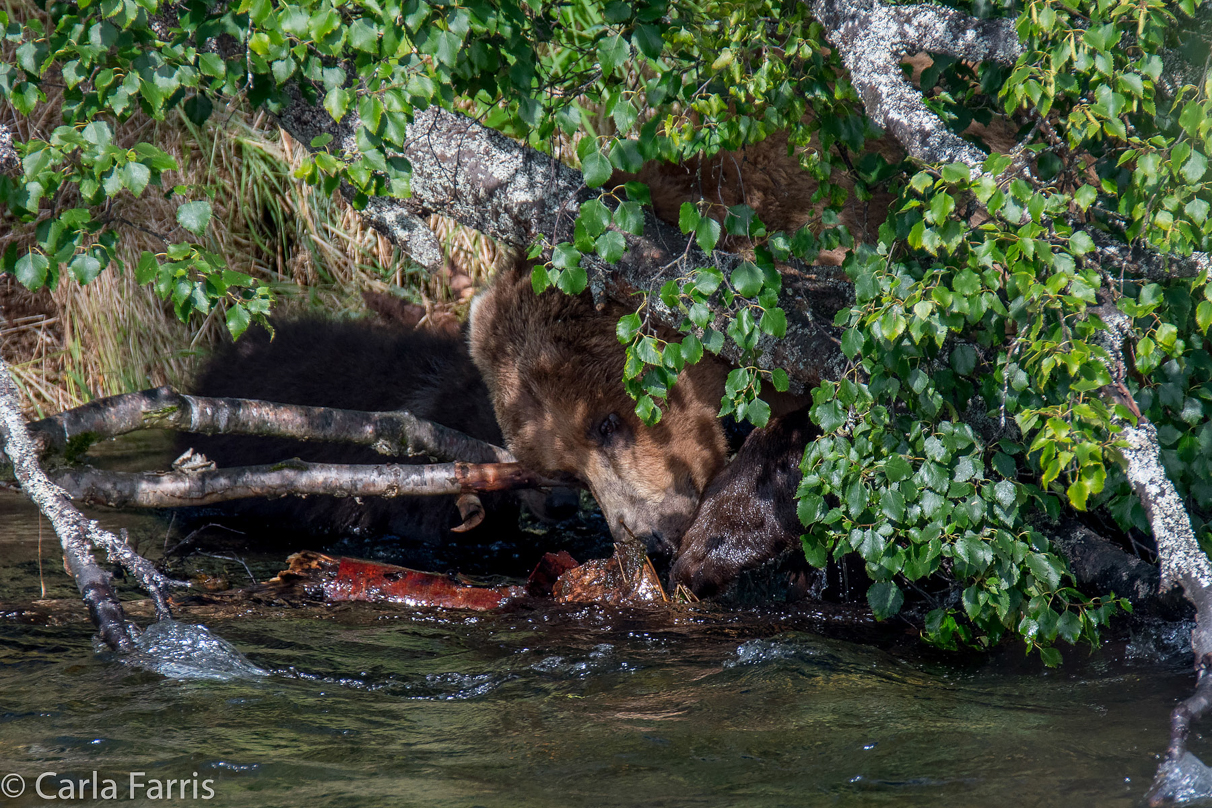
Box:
468;263;730;558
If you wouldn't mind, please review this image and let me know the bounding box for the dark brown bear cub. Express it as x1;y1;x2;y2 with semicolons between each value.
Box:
182;316;524;563
670;407;818;599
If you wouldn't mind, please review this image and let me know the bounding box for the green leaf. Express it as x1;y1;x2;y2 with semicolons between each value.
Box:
123;161;151;196
867;581;904;620
1196;300;1212;334
552;242;581;269
14;251;48;290
730;261;763;297
348;19;380;53
135;251;158;285
176;200;212;235
226;304;251;339
612;98;637;135
841;328;863;359
1069;231;1094;255
880;487;905;521
696;217;721;253
530;264;551;293
555;265;588;295
69;252;103;284
323;87;351;122
616;312;642;343
632;24;663;59
598;34;629;75
581;151;613;188
678;202;700;234
884;455;912;482
1026;553;1062;590
941;163;970;184
596;230;626;263
183;93;213;125
1073;185;1097;211
1182;151;1208;184
759;308;786;338
613;201;644;235
579;199;611;237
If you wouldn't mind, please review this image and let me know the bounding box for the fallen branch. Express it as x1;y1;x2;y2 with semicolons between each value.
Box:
1130;418;1212;807
6;385;514;466
1087;303;1212;804
0;358;182;652
50;460;566;509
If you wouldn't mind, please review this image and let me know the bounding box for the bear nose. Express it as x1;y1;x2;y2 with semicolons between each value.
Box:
643;529;677;561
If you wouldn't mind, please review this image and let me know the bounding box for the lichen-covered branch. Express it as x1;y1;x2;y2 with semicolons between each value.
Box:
1091;303;1212;804
809;0;1021;169
0;358;181;652
0;122;18;174
1090;230;1211;282
52;460;564;509
807;0;1210;282
7;386;514;466
275;91;849;389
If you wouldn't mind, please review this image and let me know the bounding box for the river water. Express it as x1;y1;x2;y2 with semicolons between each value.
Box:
0;460;1203;807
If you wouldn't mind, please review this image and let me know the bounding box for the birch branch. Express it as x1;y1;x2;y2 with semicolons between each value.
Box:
4;386;514;466
807;0;1210;280
1089;304;1212;805
50;460;565;509
0;358;182;651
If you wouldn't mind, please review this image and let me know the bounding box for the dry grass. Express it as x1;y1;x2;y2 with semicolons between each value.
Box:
0;0;503;418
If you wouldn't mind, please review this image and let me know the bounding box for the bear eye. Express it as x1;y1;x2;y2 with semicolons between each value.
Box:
597;412;622;442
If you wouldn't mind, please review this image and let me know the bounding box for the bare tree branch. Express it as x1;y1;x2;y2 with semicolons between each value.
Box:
50;460;566;509
1091;230;1211;282
6;386;514;466
1089;303;1212;804
808;0;1211;283
0;358;183;652
275;95;855;389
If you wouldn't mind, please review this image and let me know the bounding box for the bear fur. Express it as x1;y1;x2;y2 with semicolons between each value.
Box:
468;260;741;561
468;262;819;591
181;316;526;559
619;129;904;265
670;407;817;598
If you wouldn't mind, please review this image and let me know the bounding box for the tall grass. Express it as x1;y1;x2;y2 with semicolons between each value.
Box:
1;25;503;418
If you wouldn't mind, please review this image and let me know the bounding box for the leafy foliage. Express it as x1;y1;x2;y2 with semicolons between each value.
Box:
2;0;1209;662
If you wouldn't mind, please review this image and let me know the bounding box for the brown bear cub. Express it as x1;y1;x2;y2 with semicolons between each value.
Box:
469;261;813;586
670;407;818;599
182;316;581;572
469;262;739;562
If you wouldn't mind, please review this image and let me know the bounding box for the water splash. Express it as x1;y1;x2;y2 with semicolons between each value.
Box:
125;620;268;681
726;638;809;668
